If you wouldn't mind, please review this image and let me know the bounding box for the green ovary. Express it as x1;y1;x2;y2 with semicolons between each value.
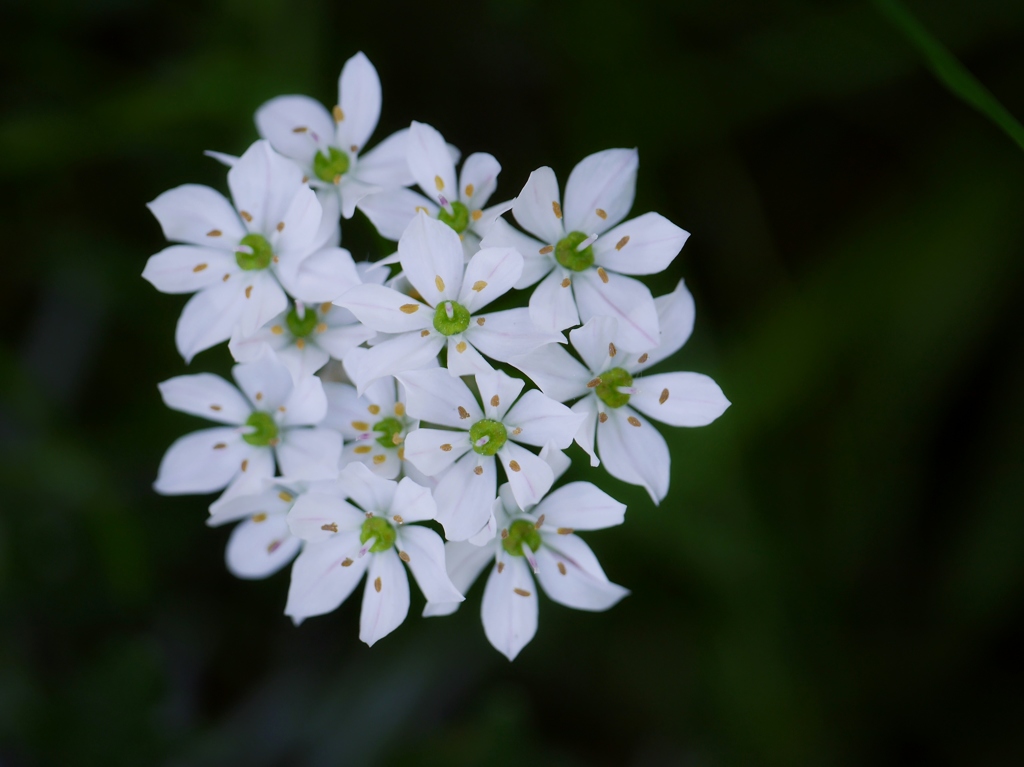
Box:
373;417;404;449
502;519;542;557
555;231;595;271
236;233;273;271
242;411;279;446
432;301;471;336
438;200;470;233
469;419;507;456
594;367;633;409
360;516;396;553
285;307;318;337
313;146;351;183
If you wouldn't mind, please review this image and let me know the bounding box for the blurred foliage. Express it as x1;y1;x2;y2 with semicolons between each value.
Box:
2;0;1024;764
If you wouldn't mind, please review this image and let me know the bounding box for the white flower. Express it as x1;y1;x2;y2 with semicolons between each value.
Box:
360;121;512;253
284;462;463;645
398;368;584;542
254;52;413;219
204;477;342;580
144;141;324;361
154;350;341;498
229;297;375;380
482;147;689;352
425;482;628;660
512;281;730;502
339;213;562;391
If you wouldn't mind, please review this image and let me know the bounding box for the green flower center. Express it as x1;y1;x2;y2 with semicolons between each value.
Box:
236;233;273;271
313;146;351;183
469;419;507;456
438;200;470;233
360;516;396;553
555;231;595;272
433;300;471;336
285;307;318;337
594;367;633;409
373;417;404;449
242;411;279;447
502;519;542;557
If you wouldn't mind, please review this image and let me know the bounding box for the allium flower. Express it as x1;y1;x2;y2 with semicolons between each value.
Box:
425;482;628;660
229;297;374;380
360;121;511;253
284;463;463;645
512;281;730;502
144;141;324;361
399;368;583;541
255;52;413;219
482;148;688;351
339;213;561;390
154;351;341;498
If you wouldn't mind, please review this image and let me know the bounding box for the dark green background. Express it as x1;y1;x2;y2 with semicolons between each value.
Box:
3;0;1023;764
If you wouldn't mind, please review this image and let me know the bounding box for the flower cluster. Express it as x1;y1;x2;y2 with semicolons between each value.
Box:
145;52;730;659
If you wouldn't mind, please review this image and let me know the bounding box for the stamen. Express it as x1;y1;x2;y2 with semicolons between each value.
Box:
213;443;227;449
508;460;521;472
627;416;642;427
534;514;545;529
497;561;505;573
240;211;253;222
267;540;281;553
512;427;522;436
561;277;571;288
295;338;306;350
400;303;419;314
441;443;453;452
352;421;370;431
576;233;599;251
320;302;333;313
557;562;567;575
557;527;573;535
321;522;338;532
354;445;372;455
471;209;483;221
415;205;429;215
615;235;630;251
587;377;602;388
207;229;222;237
476;317;486;326
393;403;405;416
539;245;554;255
393;514;404;524
292;126;308;133
241;459;249;472
391;433;402;445
333;174;342;185
434;175;445;191
599;412;608;423
609;342;617;357
455;341;467;353
660;388;670;404
193;263;207;272
490;395;500;407
341;558;354;567
278;492;293;502
252;513;267;523
500;528;509;539
210;404;222;411
458;406;471;419
373;454;385;465
596;208;607;219
597;267;610;283
271;325;283;335
222;273;230;281
552;201;562;219
316;322;327;333
514;587;532;597
638;353;648;364
276;221;285;232
465;183;475;197
374;577;382;593
399;551;410;563
473;466;483;475
245;286;253;299
368;404;381;415
472;280;487;292
420;329;430;337
333;105;344;122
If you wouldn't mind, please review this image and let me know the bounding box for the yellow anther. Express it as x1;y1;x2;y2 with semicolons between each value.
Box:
434;175;444;191
587;377;602;388
539;245;554;255
271;325;283;335
241;459;249;472
352;421;370;431
512;427;522;435
213;442;227;449
472;280;487;292
597;267;609;284
342;558;354;567
240;211;252;222
627;416;641;427
316;322;327;333
278;492;293;502
252;513;267;523
440;444;452;452
295;338;305;349
374;577;382;592
245;285;253;299
471;209;483;221
660;388;669;404
561;277;571;288
508;460;521;472
514;588;531;597
354;445;372;454
616;235;630;251
415;205;429;214
490;395;500;407
456;341;467;353
476;317;486;326
434;275;445;292
609;342;617;357
596;208;607;219
399;551;410;563
535;514;545;529
497;562;505;573
393;514;404;524
193;263;207;272
373;454;386;465
321;522;338;532
638;353;648;364
557;562;567;575
276;221;285;232
292;126;308;133
368;404;381;415
206;229;222;237
465;183;475;197
599;412;608;423
458;406;471;419
557;527;573;535
393;402;405;416
420;329;430;337
333;105;344;122
552;201;562;219
400;303;419;314
320;302;333;313
473;466;483;475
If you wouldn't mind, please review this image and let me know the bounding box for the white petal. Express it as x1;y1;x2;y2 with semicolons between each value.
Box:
232;349;294;411
204;150;238;168
285;532;368;622
273;340;331;380
322;380;376;438
277;245;360;304
225;514;300;579
391;477;438;523
338;176;381;220
568;315;619;374
597;406;670;503
481;556;537;660
395;368;483;427
539;442;572;482
175;281;247;363
534;482;625;530
504;390;584;449
528;269;579;334
512;166;565;245
353;128;415;188
434;452;497;542
272;183;323;259
445;335;494;377
591;212;688;275
344;333;445;394
359;548;410;646
337;52;381;153
481;218;553;289
315;323;376;361
143;246;238;295
207;486;291;527
563;148;638;234
311;189;341;251
469;198;514;241
535;537;628;611
286;492;364;542
629;372;730;427
254;95;333;164
358;188;437;240
280;374;328;426
208;448;276;508
228;140;305;235
398;213;465;304
228;320;289;365
573;269;659;353
341;442;401;480
154;428;249;495
630;279;696;371
507;343;589;403
277;427;342;480
467;308;566;367
237;273;289;339
337;284;430;334
457;247;523;313
339;461;398;515
159;378;249;435
499;442;553;510
570;398;600;467
147;184;245;247
459;152;501;209
401;428;471;476
397;525;464;603
422;540;494;617
475;369;524;421
407;122;458;204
